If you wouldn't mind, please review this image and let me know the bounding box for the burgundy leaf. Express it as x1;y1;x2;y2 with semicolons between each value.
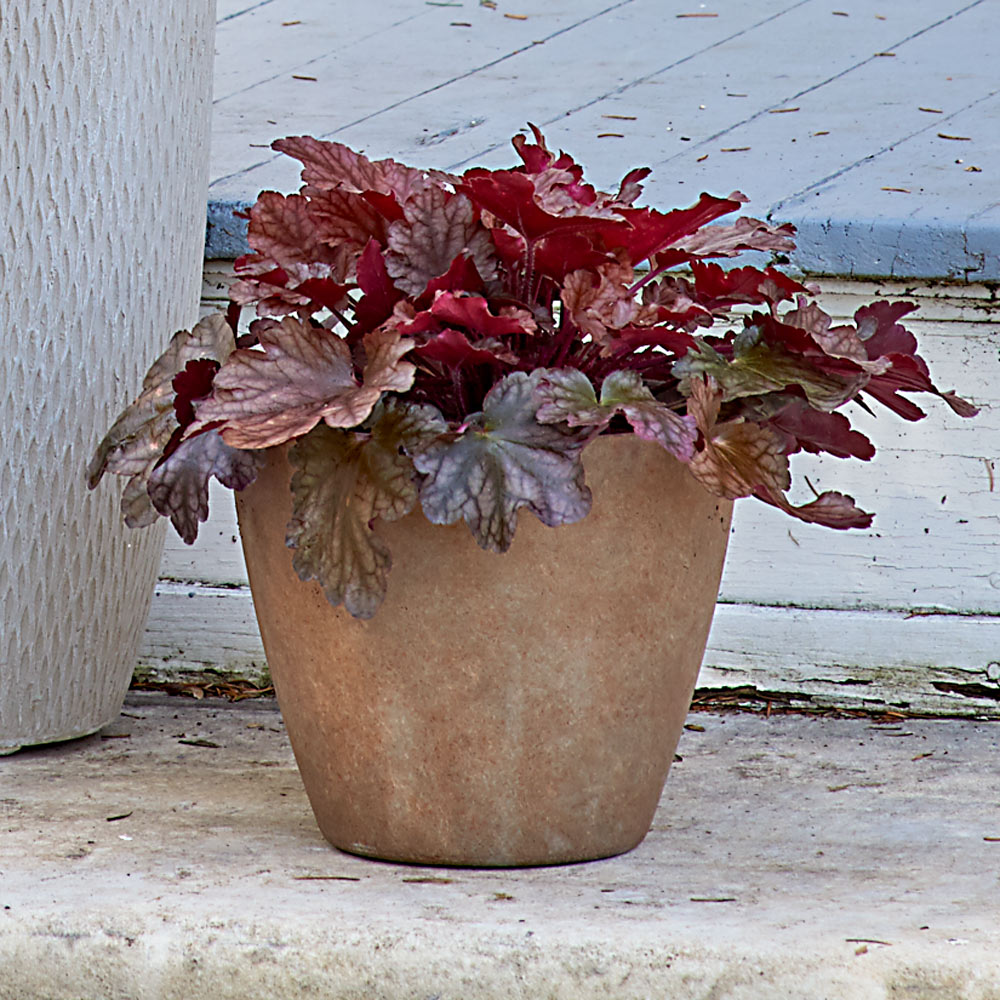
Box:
424;291;535;339
764;398;876;460
754;484;873;529
411;371;591;551
460;169;623;244
856;300;920;354
615;167;651;207
689;262;810;311
421;252;488;300
851;300;978;419
783;296;886;372
173;359;221;427
413;328;513;368
611;192;746;265
354;239;403;331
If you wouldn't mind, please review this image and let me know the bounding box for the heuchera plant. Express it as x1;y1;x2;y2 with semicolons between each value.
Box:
89;126;977;619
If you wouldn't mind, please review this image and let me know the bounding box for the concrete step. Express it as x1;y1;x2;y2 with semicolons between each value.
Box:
2;694;998;999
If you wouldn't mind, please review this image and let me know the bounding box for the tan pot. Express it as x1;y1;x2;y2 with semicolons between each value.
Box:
236;434;732;867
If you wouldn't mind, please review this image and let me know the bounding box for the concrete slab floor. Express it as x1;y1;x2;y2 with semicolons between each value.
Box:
1;693;998;1000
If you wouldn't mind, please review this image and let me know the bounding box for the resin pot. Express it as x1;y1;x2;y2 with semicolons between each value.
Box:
0;0;214;751
237;435;732;867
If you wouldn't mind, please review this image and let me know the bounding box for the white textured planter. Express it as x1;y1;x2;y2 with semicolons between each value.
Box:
0;1;216;751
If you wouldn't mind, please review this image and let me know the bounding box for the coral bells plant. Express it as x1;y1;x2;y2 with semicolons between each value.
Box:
89;126;977;619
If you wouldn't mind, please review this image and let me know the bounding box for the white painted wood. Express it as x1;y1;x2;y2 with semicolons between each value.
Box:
138;584;1000;716
144;268;999;712
138;581;268;685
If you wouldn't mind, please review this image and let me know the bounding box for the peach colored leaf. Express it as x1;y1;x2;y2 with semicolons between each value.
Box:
246;192;350;270
88;313;236;489
755;484;873;529
783;296;888;373
306;187;389;248
272;135;442;202
686;377;790;499
673;216;796;257
412;371;591;552
194;319;415;449
562;254;660;349
385;189;496;296
286;402;447;618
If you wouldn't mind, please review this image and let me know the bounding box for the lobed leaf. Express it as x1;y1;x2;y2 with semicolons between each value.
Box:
412;371;592;552
674;327;867;412
537;369;697;462
783;297;887;373
562;256;658;347
611;192;746;265
854;301;979;419
754;484;874;529
753;397;876;461
686;377;790;500
148;431;260;544
285;402;447;618
385;189;496;297
87;314;236;490
673;216;796;258
273;135;442;202
194;319;415;449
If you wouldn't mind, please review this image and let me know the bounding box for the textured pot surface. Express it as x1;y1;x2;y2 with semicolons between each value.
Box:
237;435;732;866
0;1;214;751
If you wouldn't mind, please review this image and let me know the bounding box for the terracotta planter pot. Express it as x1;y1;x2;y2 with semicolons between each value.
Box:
236;434;732;867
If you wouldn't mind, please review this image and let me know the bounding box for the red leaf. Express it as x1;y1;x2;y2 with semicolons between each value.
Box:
355;239;403;331
427;292;534;339
460;169;622;244
413;328;514;368
611;193;745;265
172;359;220;427
421;252;487;301
856;300;920;356
615;167;651;207
690;262;809;311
